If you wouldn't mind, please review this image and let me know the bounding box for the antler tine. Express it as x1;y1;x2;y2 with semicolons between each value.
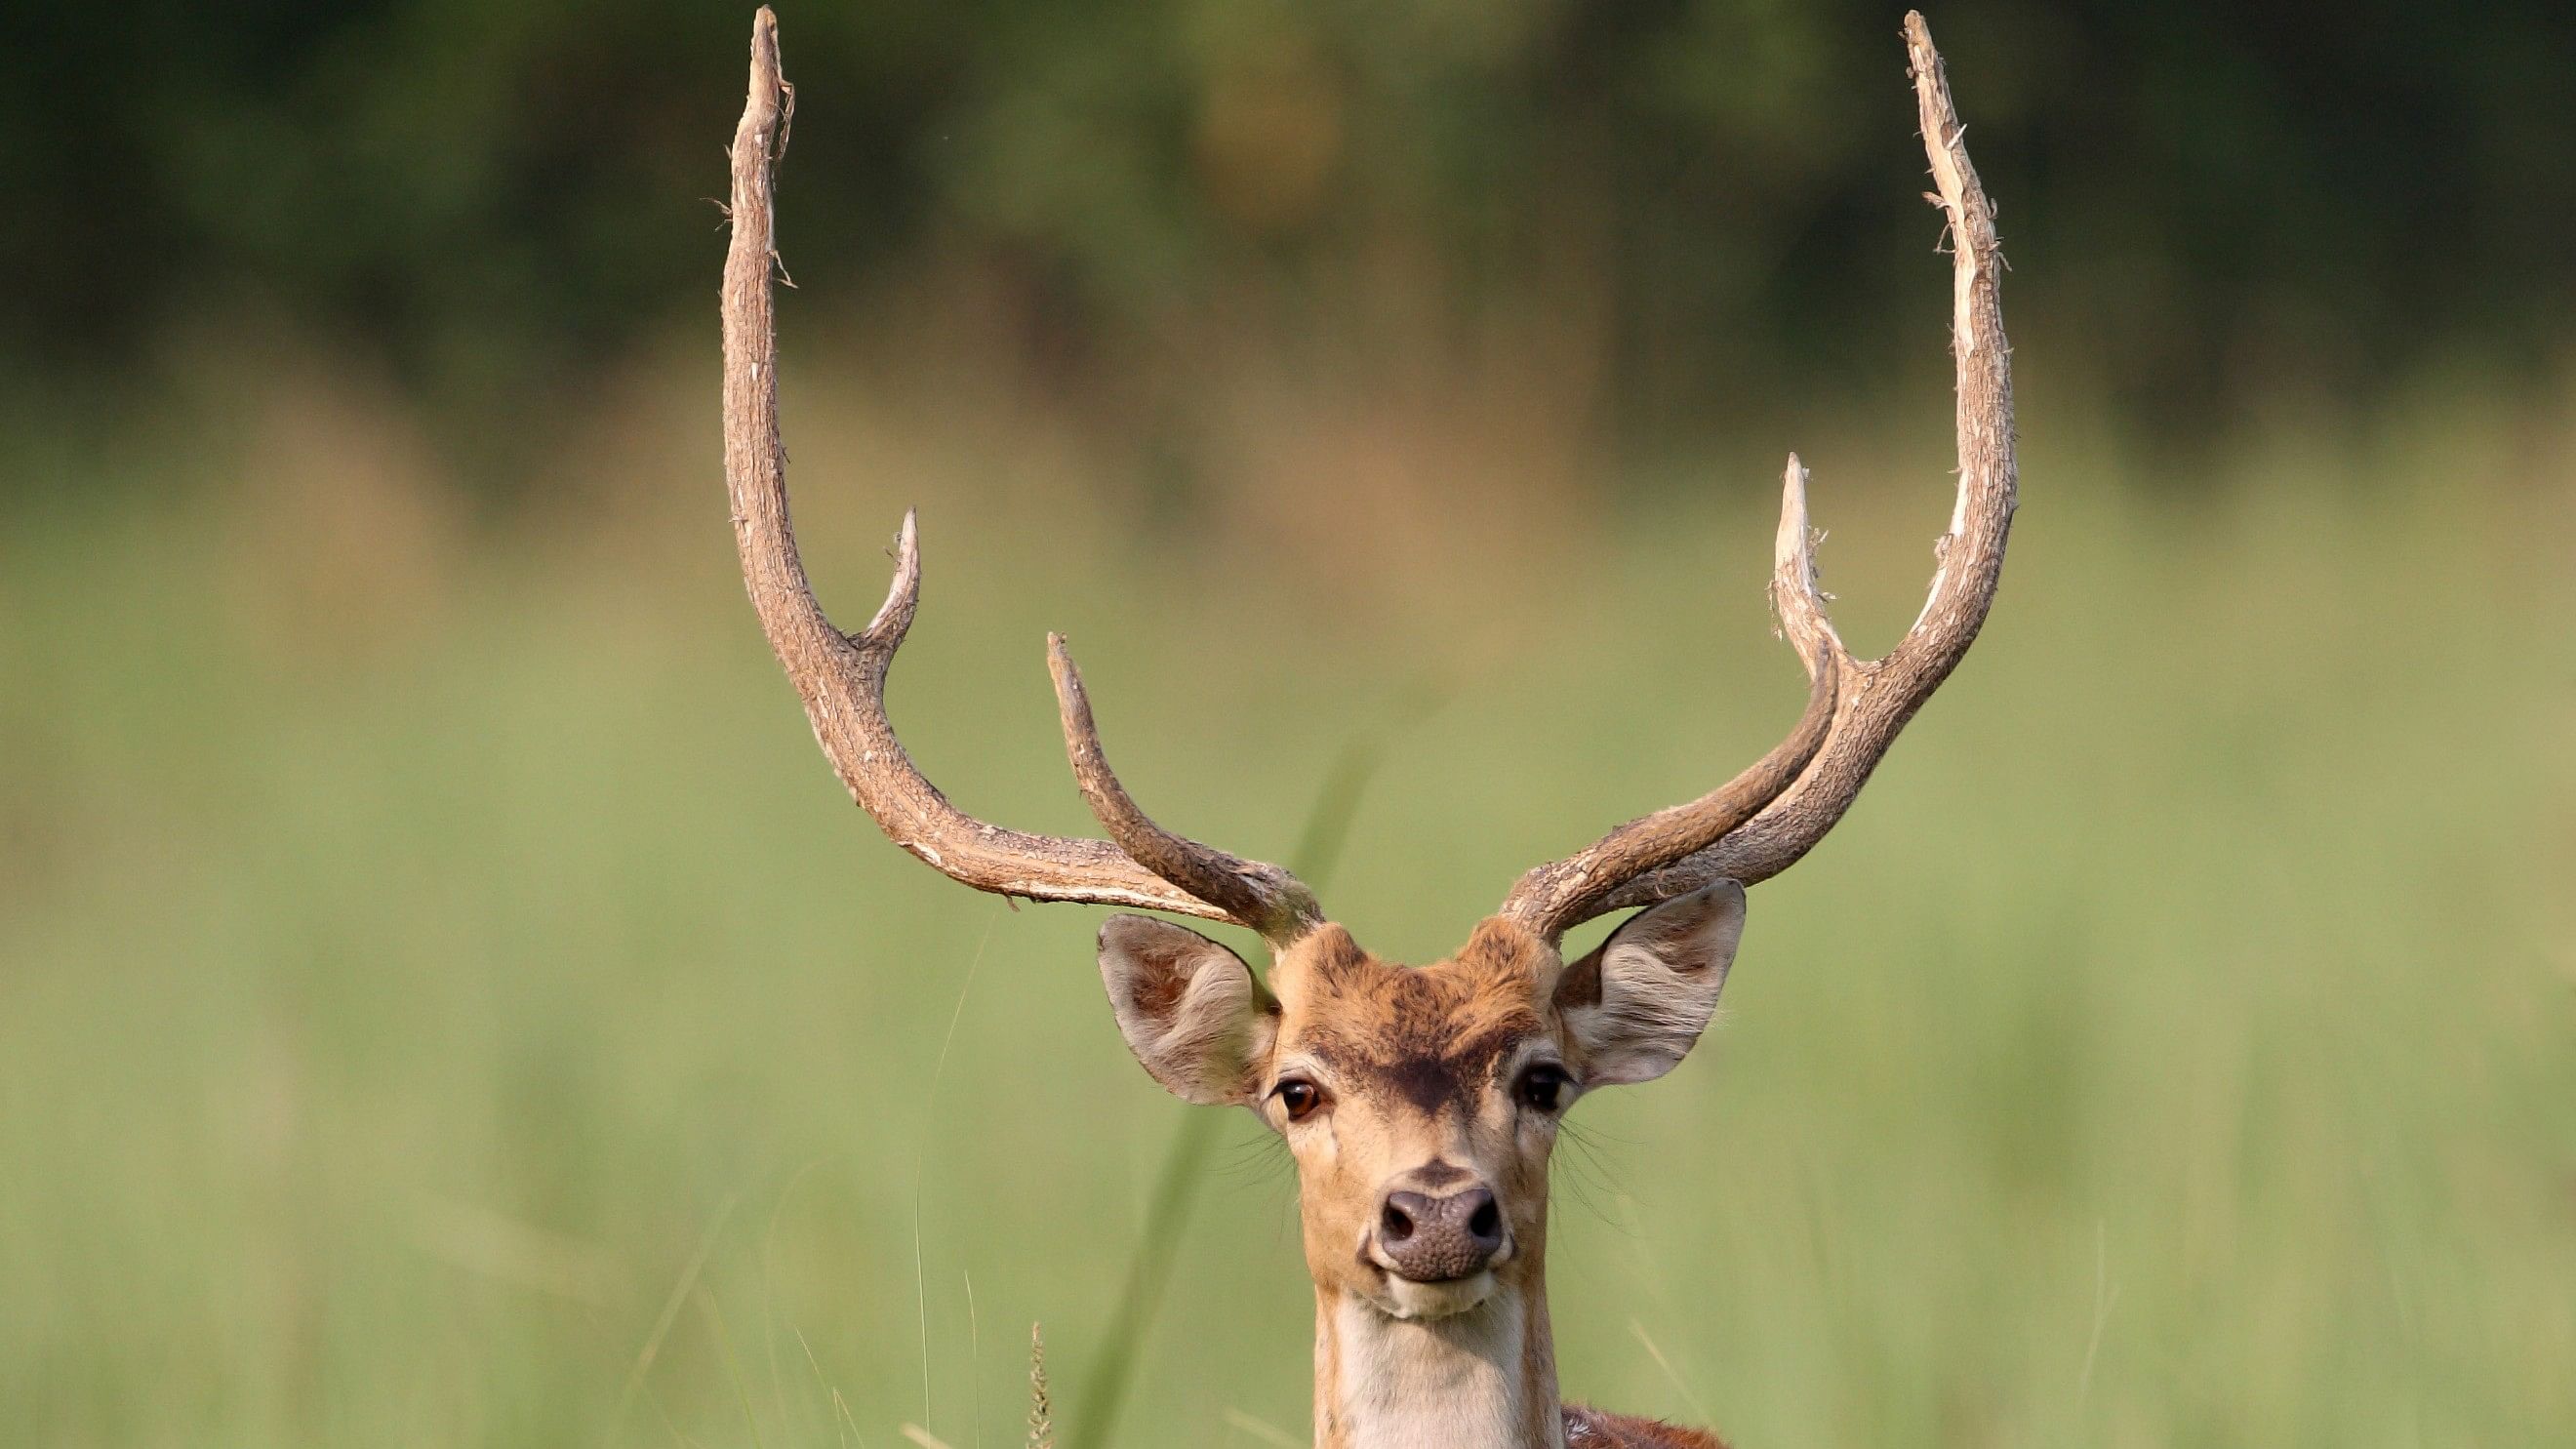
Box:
1503;11;2017;939
1049;637;1324;946
1494;459;1843;943
721;9;1292;934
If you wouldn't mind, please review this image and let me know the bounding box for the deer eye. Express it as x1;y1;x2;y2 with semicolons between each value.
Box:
1272;1077;1326;1122
1515;1064;1574;1113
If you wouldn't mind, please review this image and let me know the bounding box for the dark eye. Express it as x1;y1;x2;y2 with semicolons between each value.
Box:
1515;1064;1574;1113
1273;1077;1325;1122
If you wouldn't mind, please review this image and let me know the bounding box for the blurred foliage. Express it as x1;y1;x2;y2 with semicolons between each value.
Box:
2;388;2571;1445
4;8;2574;1443
6;0;2576;486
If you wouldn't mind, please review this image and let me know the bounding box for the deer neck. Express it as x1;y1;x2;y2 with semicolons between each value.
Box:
1311;1274;1563;1449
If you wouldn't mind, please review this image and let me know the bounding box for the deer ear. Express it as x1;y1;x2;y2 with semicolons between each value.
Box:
1553;881;1745;1087
1098;916;1279;1107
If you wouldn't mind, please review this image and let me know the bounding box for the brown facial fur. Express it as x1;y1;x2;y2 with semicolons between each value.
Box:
1259;919;1572;1314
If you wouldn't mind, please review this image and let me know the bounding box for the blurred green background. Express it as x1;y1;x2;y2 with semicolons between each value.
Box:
3;3;2572;1447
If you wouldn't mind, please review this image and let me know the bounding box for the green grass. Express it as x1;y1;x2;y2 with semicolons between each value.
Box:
2;393;2572;1449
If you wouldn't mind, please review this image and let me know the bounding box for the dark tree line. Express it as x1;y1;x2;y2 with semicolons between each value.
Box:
6;0;2571;482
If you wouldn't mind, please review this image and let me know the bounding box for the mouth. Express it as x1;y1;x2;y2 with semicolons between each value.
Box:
1366;1267;1500;1320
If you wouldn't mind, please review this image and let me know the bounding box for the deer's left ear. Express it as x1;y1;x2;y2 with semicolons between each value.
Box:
1553;881;1746;1087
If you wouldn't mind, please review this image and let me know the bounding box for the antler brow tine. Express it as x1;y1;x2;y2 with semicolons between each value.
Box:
718;7;1320;946
1498;11;2018;943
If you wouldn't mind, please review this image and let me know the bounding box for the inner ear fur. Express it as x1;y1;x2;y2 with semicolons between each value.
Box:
1553;880;1746;1087
1098;915;1279;1107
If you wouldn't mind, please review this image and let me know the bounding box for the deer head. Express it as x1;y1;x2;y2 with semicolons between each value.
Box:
720;11;2011;1447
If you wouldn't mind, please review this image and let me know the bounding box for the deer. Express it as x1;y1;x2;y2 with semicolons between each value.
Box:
720;10;2012;1448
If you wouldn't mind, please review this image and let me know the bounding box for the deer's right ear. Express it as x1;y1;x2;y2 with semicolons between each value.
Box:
1098;916;1279;1107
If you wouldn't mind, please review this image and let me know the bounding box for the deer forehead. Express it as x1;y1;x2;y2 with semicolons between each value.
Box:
1268;922;1560;1109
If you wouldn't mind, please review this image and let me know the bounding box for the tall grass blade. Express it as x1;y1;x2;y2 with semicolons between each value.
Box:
1069;717;1416;1449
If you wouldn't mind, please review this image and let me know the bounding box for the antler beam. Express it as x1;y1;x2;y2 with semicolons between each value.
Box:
1499;11;2017;942
720;8;1321;945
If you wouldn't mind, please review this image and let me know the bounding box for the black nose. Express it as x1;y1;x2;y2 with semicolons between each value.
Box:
1376;1187;1506;1282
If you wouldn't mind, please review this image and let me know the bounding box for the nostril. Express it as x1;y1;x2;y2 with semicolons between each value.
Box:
1380;1195;1419;1243
1375;1187;1505;1282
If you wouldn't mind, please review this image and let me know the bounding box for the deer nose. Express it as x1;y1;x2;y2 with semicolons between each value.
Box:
1375;1187;1507;1282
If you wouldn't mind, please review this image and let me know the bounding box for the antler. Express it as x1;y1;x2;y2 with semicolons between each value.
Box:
1497;11;2017;945
720;9;1323;946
